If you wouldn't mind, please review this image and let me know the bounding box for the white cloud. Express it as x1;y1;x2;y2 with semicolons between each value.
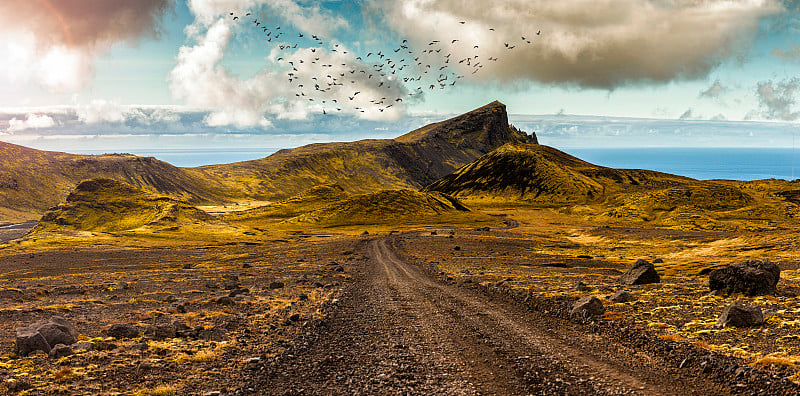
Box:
77;99;127;124
752;78;800;121
0;1;171;93
366;0;783;89
7;113;56;132
170;3;408;127
699;80;727;99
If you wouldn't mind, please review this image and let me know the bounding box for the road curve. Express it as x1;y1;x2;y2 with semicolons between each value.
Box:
249;237;729;395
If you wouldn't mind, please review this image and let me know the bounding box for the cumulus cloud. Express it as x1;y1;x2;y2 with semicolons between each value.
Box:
170;0;407;127
366;0;783;89
699;80;727;99
771;44;800;62
752;78;800;121
0;0;171;92
7;114;56;132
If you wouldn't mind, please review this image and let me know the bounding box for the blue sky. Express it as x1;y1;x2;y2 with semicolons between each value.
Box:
2;0;800;154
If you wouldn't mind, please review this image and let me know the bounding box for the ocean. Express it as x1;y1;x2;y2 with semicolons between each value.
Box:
563;148;799;181
74;147;800;181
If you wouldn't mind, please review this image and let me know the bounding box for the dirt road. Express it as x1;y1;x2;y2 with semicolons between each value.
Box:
247;237;738;395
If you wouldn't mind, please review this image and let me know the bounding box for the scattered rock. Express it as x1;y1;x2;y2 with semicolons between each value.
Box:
129;342;149;351
15;326;51;356
107;323;140;339
298;293;309;301
577;255;593;259
269;281;285;289
145;324;177;340
174;321;195;338
71;341;95;352
610;290;634;303
361;231;370;235
618;259;661;285
709;259;780;296
229;287;250;297
575;281;591;292
430;231;438;235
117;281;129;290
215;296;235;305
475;227;490;231
49;343;73;359
242;263;252;269
183;263;193;269
454;246;461;251
652;258;664;263
38;316;78;347
334;266;344;272
716;303;764;328
570;296;605;317
197;326;227;342
93;341;117;351
289;313;301;322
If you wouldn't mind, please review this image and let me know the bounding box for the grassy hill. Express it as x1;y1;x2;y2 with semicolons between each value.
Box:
0;142;220;222
423;143;691;204
223;184;350;223
0;101;535;222
285;189;492;227
424;143;799;231
191;101;537;201
28;179;220;235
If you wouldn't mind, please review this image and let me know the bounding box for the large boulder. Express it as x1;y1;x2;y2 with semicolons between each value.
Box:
570;296;605;317
716;303;764;328
708;259;780;296
14;316;77;357
618;259;661;285
35;316;78;347
15;327;51;356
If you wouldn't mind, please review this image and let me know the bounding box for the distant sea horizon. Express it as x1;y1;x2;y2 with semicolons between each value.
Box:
72;147;800;182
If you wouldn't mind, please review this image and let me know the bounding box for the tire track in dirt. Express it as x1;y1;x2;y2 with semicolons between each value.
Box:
248;236;730;395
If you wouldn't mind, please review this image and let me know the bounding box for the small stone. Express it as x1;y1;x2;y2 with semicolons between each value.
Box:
71;341;95;352
197;327;228;342
138;361;152;371
93;341;117;351
454;246;461;251
334;266;344;272
652;258;664;263
183;263;193;269
129;342;149;351
228;287;250;297
145;324;177;340
215;296;235;305
289;313;301;322
361;231;369;235
242;263;252;268
610;290;634;303
576;281;591;292
268;281;285;290
298;294;308;301
570;296;605;317
618;259;661;285
49;343;73;359
117;281;129;290
107;323;140;339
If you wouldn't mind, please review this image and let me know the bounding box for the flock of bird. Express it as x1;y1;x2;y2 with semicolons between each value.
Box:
229;11;540;115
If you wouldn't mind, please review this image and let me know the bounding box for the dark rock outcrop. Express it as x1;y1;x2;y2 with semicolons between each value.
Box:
618;259;661;285
708;259;780;296
610;290;634;303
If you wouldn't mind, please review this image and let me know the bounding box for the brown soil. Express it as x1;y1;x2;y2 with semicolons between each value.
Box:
242;235;800;395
